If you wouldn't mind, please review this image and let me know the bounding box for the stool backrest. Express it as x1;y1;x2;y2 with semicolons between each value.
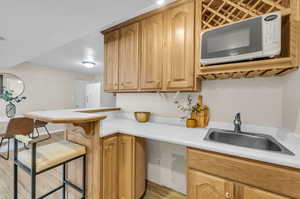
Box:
6;117;34;137
34;120;48;128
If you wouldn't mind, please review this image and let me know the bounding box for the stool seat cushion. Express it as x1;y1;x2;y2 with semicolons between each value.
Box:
18;141;86;172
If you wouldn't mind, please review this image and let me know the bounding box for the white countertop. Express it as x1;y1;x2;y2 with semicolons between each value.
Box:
100;113;300;169
24;107;120;123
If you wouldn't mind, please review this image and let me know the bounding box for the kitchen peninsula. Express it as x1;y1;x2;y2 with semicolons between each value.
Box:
24;107;300;199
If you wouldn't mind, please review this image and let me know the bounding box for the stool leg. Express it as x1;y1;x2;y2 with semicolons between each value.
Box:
62;163;66;199
31;173;36;199
0;137;10;160
31;143;37;199
82;155;86;199
44;126;51;139
13;139;18;199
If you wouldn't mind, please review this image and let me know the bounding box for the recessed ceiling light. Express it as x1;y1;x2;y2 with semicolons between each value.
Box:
156;0;165;5
82;61;96;68
0;36;5;41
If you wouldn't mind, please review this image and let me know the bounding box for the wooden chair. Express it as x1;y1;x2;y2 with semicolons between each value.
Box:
0;117;34;160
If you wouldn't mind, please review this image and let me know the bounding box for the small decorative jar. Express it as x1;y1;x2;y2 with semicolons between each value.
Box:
186;118;197;128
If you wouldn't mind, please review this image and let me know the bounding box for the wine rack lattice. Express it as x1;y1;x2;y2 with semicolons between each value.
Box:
201;0;290;30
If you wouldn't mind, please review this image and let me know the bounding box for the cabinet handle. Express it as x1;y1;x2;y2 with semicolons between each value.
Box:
156;81;161;88
225;192;231;199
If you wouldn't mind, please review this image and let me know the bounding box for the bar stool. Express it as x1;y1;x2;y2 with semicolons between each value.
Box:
0;117;34;160
31;120;51;140
13;122;87;199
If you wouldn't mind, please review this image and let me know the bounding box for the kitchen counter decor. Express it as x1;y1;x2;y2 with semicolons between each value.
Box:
134;112;151;123
191;95;209;128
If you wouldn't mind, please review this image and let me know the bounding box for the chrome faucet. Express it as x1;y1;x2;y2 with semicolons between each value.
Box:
233;113;242;133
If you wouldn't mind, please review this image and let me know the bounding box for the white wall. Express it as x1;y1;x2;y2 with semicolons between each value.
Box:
0;62;95;116
282;69;300;133
116;72;300;194
117;77;283;127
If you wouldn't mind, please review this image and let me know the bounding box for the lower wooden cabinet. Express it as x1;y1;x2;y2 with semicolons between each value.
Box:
102;134;146;199
188;169;234;199
118;135;134;199
187;148;296;199
103;136;119;199
236;184;290;199
188;169;291;199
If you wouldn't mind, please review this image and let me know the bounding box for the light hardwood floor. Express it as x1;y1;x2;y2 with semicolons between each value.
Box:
0;132;185;199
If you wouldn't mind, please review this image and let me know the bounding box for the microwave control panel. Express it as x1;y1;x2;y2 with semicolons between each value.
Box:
262;12;281;57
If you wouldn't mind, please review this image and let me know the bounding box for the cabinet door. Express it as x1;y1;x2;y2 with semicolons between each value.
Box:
188;169;234;199
103;136;119;199
104;30;119;92
236;184;290;199
119;135;134;199
134;137;146;199
164;1;195;90
140;13;164;90
119;23;140;91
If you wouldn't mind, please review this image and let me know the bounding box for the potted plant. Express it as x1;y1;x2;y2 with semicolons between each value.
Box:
0;87;26;118
173;95;197;128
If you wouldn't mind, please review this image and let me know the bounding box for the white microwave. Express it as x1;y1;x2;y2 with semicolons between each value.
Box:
200;12;281;66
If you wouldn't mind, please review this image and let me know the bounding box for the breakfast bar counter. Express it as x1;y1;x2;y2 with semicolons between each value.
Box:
23;107;120;199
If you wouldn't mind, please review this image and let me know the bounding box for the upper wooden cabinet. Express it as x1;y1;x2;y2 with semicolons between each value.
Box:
188;169;234;199
104;30;119;92
140;13;164;90
102;0;198;93
119;23;140;91
163;1;195;90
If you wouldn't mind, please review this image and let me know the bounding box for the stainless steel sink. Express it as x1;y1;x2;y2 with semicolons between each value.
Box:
204;128;294;156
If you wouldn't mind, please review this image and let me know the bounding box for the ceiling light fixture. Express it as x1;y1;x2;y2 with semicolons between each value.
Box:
81;61;96;68
156;0;165;5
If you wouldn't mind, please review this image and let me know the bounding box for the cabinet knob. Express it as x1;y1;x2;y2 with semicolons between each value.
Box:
156;81;161;88
225;192;231;199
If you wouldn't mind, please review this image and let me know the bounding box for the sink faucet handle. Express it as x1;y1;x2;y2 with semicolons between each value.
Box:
234;113;242;133
235;113;241;122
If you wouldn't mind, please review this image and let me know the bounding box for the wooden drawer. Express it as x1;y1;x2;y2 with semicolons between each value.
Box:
187;148;300;199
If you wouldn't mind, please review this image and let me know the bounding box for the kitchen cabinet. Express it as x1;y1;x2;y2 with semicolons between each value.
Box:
119;135;146;199
102;0;199;92
188;148;300;199
119;135;134;199
104;30;119;92
163;1;195;90
119;23;140;91
101;134;146;199
140;13;164;90
236;184;290;199
188;169;234;199
103;136;119;199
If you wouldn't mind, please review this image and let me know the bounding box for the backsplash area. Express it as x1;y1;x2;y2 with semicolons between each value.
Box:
116;70;300;194
117;78;283;128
